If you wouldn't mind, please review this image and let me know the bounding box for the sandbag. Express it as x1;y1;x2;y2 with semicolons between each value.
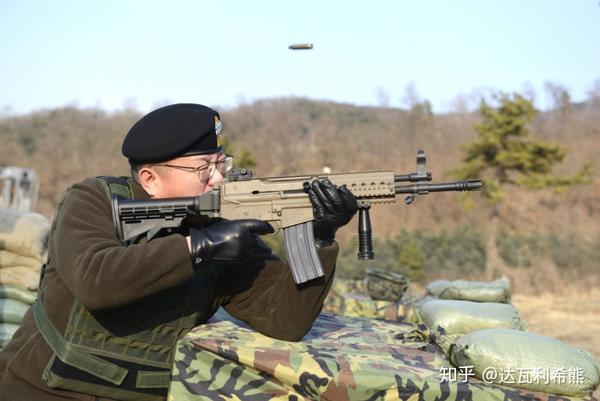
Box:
0;322;20;348
450;328;600;396
418;299;524;336
0;210;50;259
426;279;451;296
0;285;36;304
439;278;511;303
0;249;44;269
0;298;30;324
0;265;42;291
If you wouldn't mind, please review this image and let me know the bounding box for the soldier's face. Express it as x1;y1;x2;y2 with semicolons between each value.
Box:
149;152;225;198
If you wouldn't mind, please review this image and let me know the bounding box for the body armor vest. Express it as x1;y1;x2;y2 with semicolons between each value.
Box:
34;177;220;401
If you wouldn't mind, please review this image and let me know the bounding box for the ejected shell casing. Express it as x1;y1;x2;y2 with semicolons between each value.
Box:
288;43;313;50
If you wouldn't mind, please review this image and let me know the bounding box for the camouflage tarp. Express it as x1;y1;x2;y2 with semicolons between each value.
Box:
327;278;367;297
168;310;598;401
322;278;421;323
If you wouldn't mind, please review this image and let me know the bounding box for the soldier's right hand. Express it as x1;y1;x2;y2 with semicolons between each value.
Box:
188;219;274;266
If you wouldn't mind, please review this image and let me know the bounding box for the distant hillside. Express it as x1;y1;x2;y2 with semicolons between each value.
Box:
1;98;598;244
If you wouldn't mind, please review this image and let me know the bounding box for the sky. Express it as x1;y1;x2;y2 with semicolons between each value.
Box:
1;1;599;115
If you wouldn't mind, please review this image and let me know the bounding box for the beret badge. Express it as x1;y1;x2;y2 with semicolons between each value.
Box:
215;116;223;147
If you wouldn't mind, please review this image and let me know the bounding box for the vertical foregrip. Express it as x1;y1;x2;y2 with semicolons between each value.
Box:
283;222;325;284
357;206;375;260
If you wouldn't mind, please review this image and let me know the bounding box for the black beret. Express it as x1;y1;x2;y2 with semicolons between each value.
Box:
122;103;223;163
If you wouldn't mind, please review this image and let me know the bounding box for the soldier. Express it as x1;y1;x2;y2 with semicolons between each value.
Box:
0;103;358;401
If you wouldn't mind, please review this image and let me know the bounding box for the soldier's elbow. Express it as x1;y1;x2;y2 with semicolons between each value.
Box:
261;324;309;342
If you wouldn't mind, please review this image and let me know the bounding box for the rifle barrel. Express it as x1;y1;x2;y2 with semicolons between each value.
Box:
395;179;482;194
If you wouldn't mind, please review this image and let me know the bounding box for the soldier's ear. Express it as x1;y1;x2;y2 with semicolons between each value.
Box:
138;166;160;197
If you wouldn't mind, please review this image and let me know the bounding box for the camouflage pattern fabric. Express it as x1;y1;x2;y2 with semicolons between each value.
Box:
323;292;421;323
323;277;420;323
328;277;367;296
168;310;598;401
365;268;409;302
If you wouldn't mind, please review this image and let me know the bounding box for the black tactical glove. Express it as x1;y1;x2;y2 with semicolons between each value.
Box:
305;179;358;247
189;219;274;265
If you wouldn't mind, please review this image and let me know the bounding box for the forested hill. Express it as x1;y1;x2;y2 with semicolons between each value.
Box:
1;97;598;243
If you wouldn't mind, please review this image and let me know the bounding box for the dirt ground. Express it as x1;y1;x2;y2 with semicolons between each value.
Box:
511;289;600;360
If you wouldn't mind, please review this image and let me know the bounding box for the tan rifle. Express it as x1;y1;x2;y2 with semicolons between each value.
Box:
112;150;482;283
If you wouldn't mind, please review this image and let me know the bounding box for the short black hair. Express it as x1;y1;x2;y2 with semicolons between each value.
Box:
129;160;146;183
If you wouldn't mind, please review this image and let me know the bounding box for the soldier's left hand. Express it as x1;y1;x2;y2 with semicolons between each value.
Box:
305;179;358;246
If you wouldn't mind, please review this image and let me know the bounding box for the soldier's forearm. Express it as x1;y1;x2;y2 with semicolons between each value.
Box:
223;242;339;341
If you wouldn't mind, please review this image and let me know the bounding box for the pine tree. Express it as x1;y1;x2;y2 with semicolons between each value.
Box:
452;92;592;278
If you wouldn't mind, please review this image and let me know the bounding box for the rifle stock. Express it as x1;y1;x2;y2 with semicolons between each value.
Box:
111;150;482;284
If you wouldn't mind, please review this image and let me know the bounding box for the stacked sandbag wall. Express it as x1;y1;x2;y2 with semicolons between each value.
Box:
0;210;49;348
0;285;36;348
323;269;419;322
420;278;600;396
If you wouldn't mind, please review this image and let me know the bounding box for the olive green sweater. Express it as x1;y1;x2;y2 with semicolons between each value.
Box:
0;177;338;401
